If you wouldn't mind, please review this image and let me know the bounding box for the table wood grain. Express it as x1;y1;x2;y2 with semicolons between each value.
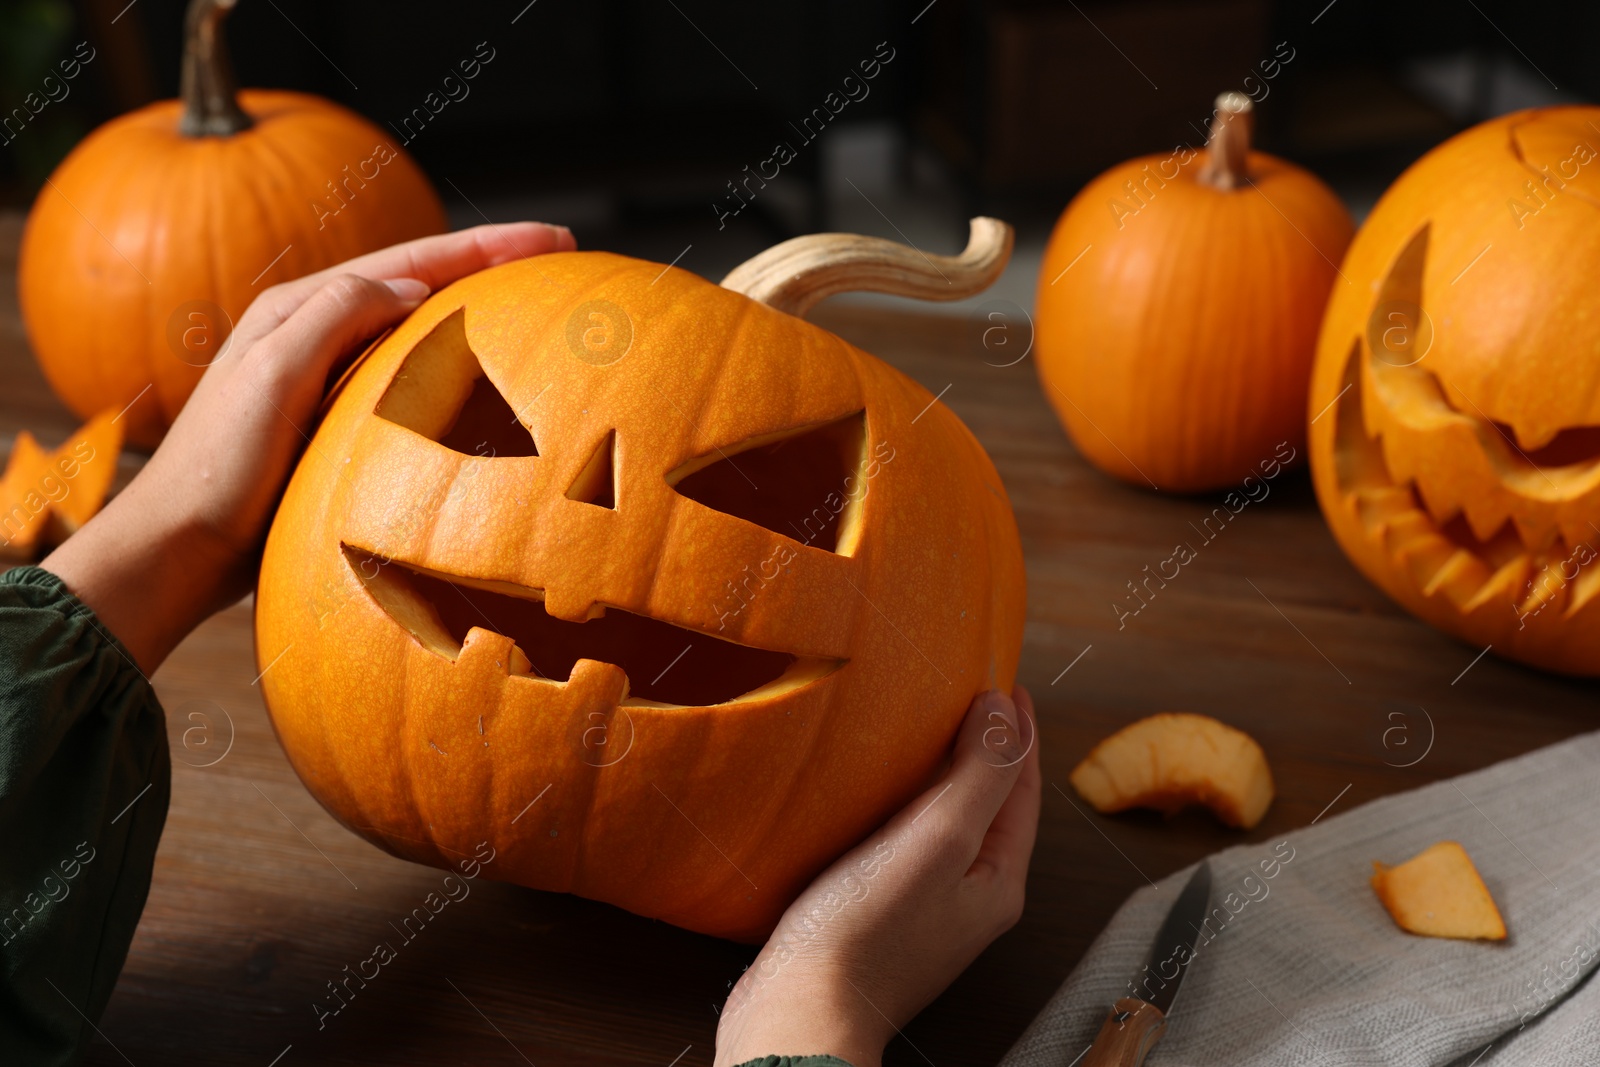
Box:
2;214;1594;1067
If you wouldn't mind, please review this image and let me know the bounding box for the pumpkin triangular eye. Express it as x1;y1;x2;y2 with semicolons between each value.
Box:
375;308;538;458
567;430;617;509
668;411;867;554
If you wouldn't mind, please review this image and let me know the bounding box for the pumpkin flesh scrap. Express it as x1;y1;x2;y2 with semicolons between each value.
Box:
1;411;124;558
1371;841;1507;941
48;409;123;535
1069;712;1273;829
0;433;51;558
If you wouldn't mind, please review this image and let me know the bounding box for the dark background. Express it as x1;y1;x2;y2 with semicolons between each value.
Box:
3;0;1596;275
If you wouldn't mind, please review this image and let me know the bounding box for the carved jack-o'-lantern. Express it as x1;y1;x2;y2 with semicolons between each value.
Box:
255;221;1026;939
1309;107;1600;674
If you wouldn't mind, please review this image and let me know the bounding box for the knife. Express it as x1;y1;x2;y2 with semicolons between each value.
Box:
1082;861;1213;1067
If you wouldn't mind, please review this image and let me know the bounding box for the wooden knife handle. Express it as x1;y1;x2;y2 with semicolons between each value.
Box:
1081;997;1167;1067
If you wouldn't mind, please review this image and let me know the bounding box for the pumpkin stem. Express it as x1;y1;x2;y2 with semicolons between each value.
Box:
720;217;1014;318
179;0;252;137
1196;91;1253;191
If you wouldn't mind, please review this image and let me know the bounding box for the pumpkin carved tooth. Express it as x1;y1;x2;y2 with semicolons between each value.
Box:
1462;557;1532;616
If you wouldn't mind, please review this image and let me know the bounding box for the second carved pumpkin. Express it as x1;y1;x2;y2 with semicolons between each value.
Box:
1309;106;1600;675
1035;93;1353;492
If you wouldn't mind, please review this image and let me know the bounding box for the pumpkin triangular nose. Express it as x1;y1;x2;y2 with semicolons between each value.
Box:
567;430;616;509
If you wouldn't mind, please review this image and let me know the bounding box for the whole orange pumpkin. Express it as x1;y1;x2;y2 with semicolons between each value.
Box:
254;222;1027;941
1309;106;1600;675
19;0;446;448
1035;93;1353;492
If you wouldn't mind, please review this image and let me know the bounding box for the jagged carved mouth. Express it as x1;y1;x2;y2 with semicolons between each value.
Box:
343;545;844;707
1333;343;1600;621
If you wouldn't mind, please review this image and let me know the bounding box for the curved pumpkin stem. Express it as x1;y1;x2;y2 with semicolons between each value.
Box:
720;217;1014;318
179;0;252;137
1196;91;1253;191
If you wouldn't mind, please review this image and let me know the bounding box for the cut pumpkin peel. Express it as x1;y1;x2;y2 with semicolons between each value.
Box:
1371;841;1507;941
47;410;123;536
0;411;123;559
1069;712;1274;829
0;432;52;559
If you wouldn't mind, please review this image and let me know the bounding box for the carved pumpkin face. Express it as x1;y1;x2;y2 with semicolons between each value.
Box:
255;251;1025;940
1309;106;1600;674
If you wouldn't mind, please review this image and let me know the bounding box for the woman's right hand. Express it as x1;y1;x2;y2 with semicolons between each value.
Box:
714;686;1042;1067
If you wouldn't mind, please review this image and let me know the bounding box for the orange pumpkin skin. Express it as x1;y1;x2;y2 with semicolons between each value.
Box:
1310;106;1600;675
19;89;446;448
255;252;1026;941
1035;149;1352;491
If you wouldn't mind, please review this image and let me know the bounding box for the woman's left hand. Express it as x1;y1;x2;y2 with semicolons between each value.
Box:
43;223;574;674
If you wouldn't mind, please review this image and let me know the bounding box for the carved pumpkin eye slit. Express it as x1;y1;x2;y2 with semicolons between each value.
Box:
375;308;538;458
343;545;838;707
669;410;867;554
436;376;541;458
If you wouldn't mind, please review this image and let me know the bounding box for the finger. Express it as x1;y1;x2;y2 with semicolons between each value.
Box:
896;690;1027;864
243;274;429;425
233;222;572;349
970;685;1041;885
275;222;573;308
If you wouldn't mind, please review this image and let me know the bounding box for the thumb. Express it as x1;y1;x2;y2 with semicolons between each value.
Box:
246;274;430;423
901;690;1029;863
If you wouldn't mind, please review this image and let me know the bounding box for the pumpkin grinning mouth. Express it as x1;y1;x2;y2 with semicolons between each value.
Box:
1332;342;1600;621
342;545;844;707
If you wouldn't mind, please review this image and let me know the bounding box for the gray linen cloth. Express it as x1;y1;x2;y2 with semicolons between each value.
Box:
1000;731;1600;1066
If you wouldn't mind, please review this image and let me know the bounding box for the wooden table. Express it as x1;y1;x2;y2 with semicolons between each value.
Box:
2;214;1594;1067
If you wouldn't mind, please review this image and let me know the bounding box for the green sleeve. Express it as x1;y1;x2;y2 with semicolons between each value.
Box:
0;566;169;1066
731;1058;855;1067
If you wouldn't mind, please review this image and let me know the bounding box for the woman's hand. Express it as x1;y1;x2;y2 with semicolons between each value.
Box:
715;687;1042;1067
42;222;574;674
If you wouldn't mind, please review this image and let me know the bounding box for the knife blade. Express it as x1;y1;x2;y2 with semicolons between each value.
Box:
1082;861;1213;1067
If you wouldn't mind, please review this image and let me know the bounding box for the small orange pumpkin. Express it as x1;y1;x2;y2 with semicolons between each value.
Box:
1035;92;1353;492
19;0;446;449
255;222;1026;941
1309;106;1600;675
